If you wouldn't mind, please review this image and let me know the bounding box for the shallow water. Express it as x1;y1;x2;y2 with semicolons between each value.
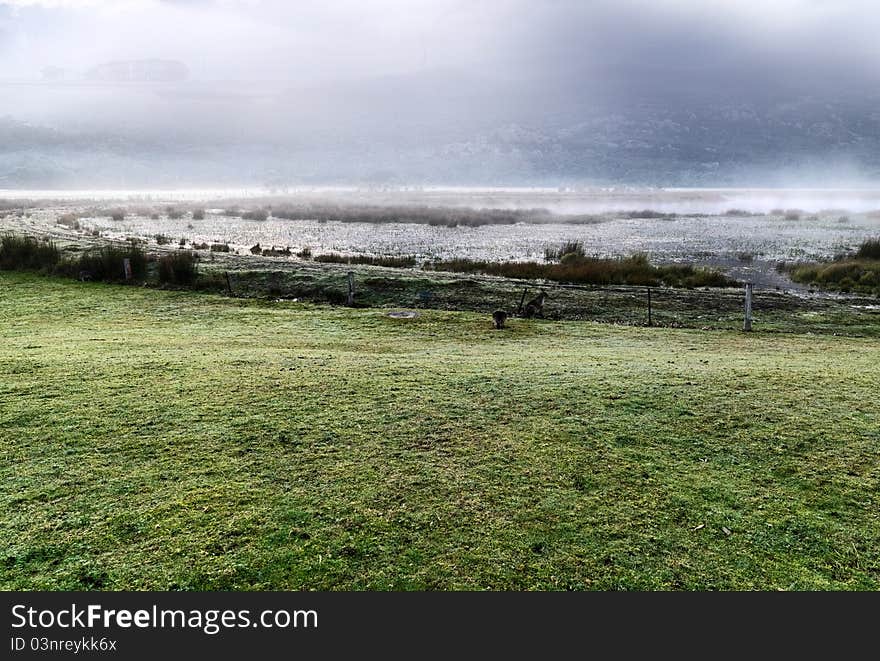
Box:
74;212;880;264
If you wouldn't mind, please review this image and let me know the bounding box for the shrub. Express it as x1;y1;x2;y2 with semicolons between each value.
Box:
314;253;416;268
621;210;676;219
109;210;125;222
191;242;209;250
57;213;80;229
261;246;291;257
74;244;147;282
165;206;183;220
859;270;880;287
210;243;230;252
242;209;269;221
427;253;734;288
545;240;586;262
192;209;205;220
817;262;862;284
0;234;61;271
783;254;880;294
856;238;880;260
158;251;198;285
154;234;172;245
320;287;348;305
297;246;312;259
250;243;262;255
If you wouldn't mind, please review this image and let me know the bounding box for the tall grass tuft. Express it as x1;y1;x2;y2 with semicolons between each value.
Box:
158;251;198;285
544;240;586;262
0;234;61;271
73;244;147;282
314;253;416;268
428;253;734;288
856;238;880;260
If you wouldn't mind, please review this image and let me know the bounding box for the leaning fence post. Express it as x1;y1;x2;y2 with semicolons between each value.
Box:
517;288;527;315
647;287;653;326
743;282;753;332
122;258;132;280
347;271;355;306
225;271;233;296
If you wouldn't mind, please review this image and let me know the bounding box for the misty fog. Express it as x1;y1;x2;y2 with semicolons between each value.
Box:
2;0;880;188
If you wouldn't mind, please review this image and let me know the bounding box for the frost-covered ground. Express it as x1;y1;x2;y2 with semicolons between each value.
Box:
74;212;880;261
4;188;880;290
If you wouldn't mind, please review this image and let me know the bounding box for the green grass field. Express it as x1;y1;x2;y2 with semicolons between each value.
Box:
2;272;878;590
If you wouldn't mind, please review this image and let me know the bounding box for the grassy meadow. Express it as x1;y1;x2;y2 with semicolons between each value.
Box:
1;272;878;590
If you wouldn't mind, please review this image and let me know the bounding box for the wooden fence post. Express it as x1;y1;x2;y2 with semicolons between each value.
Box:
517;289;527;316
647;287;653;326
347;271;355;306
743;282;753;332
225;271;233;297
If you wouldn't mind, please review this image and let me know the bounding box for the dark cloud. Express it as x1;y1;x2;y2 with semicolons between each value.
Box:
0;1;879;185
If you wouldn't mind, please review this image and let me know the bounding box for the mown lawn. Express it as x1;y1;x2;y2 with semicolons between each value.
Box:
1;272;878;590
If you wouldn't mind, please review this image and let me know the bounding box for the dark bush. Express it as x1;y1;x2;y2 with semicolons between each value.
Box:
297;246;312;259
0;234;61;271
210;243;230;252
856;238;880;260
74;244;147;282
621;210;677;219
320;287;348;305
545;240;586;262
154;234;172;245
242;209;269;221
427;253;735;288
158;251;198;285
314;252;416;268
261;246;291;257
192;209;206;221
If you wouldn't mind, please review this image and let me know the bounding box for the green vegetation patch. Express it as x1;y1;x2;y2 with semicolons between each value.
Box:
781;237;880;294
428;252;735;288
1;273;878;590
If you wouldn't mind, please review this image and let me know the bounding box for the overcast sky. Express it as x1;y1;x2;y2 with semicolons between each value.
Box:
2;0;879;88
2;1;880;186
